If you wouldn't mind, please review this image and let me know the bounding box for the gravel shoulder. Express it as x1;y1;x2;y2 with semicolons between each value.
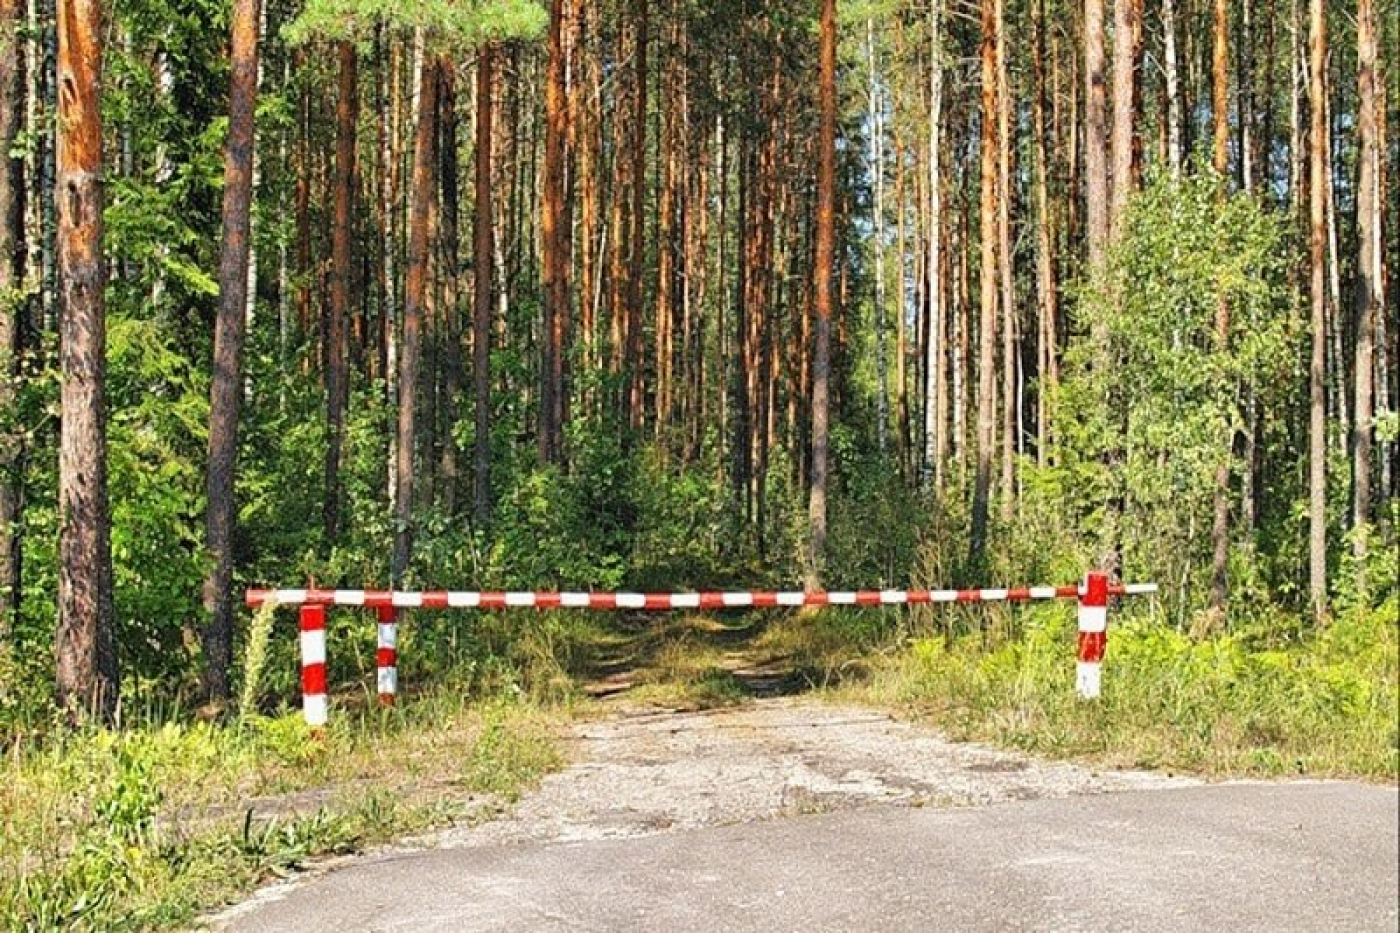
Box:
428;697;1198;848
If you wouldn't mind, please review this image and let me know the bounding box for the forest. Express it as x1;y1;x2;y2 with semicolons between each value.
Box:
0;0;1395;720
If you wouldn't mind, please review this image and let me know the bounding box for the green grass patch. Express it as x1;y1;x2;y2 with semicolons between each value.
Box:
0;694;564;929
859;598;1399;779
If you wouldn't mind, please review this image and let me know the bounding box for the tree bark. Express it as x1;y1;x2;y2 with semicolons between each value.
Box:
807;0;836;589
1109;0;1138;238
325;41;355;547
540;0;567;463
55;0;117;720
1306;0;1327;618
473;45;494;526
996;0;1015;516
868;19;890;459
1084;0;1109;267
1208;0;1232;619
393;54;438;585
970;0;999;572
1163;0;1182;175
1352;0;1378;583
925;0;946;489
200;0;258;705
0;0;24;640
1031;0;1058;466
625;0;649;431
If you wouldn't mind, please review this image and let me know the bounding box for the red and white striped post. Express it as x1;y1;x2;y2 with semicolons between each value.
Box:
299;604;329;728
377;605;398;705
1076;571;1109;700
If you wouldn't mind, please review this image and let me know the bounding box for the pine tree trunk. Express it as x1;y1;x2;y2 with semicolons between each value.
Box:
438;61;462;517
807;0;836;589
201;0;258;705
924;0;945;490
473;45;494;526
1306;0;1327;618
1109;0;1138;238
625;0;649;431
1209;0;1232;619
393;53;438;585
325;41;355;547
654;5;680;442
996;0;1015;517
868;19;890;459
540;0;568;463
1352;0;1378;585
970;0;1000;572
55;0;117;720
1031;0;1058;467
1163;0;1182;175
1084;0;1109;267
0;0;24;640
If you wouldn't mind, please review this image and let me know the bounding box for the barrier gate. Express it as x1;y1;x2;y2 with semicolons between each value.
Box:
246;573;1157;727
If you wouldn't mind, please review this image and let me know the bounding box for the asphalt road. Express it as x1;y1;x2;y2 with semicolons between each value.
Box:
219;781;1398;932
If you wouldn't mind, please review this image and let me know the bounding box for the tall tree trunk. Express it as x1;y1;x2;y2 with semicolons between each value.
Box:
437;61;462;516
1084;0;1109;267
393;53;438;585
201;0;258;705
807;0;836;589
1109;0;1138;237
473;45;494;526
996;0;1015;516
1209;0;1232;619
55;0;116;720
970;0;999;571
1163;0;1183;175
1306;0;1327;618
540;0;568;463
325;41;355;547
924;0;946;489
1352;0;1379;584
294;48;311;342
1031;0;1058;466
868;19;890;458
0;0;23;640
654;4;680;442
625;0;649;431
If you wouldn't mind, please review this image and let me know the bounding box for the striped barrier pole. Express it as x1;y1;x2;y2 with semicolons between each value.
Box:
299;604;329;729
246;584;1160;610
255;578;1157;725
377;606;398;706
1076;571;1109;700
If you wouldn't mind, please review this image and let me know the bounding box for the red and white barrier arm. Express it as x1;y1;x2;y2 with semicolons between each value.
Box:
249;583;1156;610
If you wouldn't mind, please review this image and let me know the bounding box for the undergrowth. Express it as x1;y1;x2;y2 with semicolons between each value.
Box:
0;694;562;929
857;597;1399;780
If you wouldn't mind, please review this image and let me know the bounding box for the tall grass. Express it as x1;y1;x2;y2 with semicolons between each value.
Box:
0;690;563;929
862;597;1399;779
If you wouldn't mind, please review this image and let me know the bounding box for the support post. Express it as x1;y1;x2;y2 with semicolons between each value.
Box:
300;604;329;727
1077;571;1109;699
377;605;398;705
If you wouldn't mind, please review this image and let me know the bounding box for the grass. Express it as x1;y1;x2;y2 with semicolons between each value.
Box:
848;597;1399;780
0;694;564;929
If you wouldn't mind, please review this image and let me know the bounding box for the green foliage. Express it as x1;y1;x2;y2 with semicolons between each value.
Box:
284;0;547;47
1058;166;1299;619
